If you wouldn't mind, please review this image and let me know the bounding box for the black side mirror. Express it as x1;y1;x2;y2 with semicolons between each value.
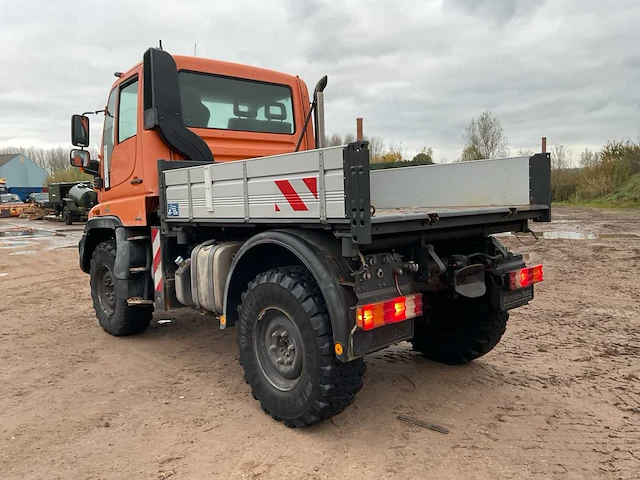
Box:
70;149;91;168
71;114;90;147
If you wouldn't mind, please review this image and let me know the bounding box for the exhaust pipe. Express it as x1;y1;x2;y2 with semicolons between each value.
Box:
295;75;327;152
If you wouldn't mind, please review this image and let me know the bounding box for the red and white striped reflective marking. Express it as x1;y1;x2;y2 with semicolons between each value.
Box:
151;228;163;293
274;176;318;212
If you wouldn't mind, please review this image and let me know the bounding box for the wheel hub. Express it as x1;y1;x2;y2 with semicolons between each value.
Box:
255;308;304;391
98;265;116;315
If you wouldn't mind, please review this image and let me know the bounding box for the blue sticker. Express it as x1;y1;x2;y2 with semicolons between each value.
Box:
167;203;180;216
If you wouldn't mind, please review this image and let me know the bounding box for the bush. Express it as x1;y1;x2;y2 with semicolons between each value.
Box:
575;140;639;201
551;168;581;202
552;183;578;202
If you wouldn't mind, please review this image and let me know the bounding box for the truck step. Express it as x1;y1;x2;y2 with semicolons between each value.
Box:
127;297;154;306
129;266;150;273
128;235;150;241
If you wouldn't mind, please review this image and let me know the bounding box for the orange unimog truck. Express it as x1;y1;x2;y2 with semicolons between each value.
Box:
69;47;550;427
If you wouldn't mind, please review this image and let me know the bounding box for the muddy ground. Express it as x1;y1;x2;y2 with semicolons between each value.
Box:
0;206;639;479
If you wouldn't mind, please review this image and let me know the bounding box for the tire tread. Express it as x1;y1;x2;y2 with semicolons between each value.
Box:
239;265;364;427
90;240;152;336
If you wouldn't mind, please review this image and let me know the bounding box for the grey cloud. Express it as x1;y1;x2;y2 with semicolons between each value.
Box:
445;0;546;23
0;0;638;161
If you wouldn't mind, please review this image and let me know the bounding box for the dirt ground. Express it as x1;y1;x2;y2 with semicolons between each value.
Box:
0;206;639;480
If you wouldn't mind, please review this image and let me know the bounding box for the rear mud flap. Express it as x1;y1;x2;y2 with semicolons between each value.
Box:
491;285;534;311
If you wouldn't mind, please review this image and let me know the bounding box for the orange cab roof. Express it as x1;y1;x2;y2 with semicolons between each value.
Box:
116;52;299;86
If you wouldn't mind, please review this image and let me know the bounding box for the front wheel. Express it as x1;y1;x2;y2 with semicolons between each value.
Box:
90;240;152;336
237;266;365;427
411;295;508;365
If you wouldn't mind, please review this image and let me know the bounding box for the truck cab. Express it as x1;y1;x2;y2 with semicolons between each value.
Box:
69;47;550;429
71;50;315;226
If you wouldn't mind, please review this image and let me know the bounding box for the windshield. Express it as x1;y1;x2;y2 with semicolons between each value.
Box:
34;193;48;201
178;71;294;135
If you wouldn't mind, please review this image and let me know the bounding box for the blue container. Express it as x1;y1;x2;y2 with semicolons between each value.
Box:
8;186;43;202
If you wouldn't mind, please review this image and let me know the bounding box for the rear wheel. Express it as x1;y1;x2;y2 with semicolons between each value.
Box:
237;266;365;427
411;295;508;365
63;205;72;225
90;240;152;336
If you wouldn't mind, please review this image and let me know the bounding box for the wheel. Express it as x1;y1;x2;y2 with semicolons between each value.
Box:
63;205;72;225
411;295;508;365
237;266;365;427
90;240;152;336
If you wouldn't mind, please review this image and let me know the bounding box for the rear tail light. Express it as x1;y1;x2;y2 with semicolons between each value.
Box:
509;264;543;290
356;293;423;331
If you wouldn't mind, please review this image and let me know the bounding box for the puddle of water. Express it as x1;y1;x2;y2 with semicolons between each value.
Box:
9;250;36;256
498;231;640;240
0;227;56;238
541;231;598;240
0;241;29;248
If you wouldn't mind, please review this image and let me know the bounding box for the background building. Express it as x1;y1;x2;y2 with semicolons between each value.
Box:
0;153;48;200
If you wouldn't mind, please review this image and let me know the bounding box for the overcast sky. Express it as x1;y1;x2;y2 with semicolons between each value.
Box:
1;0;638;162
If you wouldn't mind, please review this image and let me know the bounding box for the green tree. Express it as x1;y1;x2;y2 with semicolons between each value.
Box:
461;111;509;160
460;144;484;161
411;147;434;165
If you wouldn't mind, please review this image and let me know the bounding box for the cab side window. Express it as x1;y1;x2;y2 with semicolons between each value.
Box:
102;88;118;166
118;79;138;142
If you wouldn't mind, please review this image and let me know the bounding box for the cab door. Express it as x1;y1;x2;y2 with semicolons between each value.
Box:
100;74;141;200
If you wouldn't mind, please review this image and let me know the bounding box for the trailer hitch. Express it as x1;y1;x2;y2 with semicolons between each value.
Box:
452;264;486;298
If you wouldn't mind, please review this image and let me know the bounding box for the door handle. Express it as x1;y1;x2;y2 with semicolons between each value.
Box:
131;178;143;185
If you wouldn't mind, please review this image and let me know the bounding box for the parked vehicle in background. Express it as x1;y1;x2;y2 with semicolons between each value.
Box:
32;192;50;208
27;192;50;204
46;181;97;224
68;47;550;428
1;193;21;203
0;178;7;195
0;193;25;217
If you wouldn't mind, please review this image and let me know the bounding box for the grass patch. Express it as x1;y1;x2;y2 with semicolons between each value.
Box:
553;174;640;209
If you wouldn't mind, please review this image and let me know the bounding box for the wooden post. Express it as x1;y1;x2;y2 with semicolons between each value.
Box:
356;118;363;141
541;137;547;154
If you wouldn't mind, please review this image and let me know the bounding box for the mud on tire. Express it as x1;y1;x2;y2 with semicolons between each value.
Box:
237;266;365;427
90;240;152;336
411;295;508;365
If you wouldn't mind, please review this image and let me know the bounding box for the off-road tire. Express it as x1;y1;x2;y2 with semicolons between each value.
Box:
411;296;508;365
63;205;72;225
90;240;152;336
237;266;365;427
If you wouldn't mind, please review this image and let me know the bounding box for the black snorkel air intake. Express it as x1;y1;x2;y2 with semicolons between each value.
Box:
295;75;328;152
142;47;214;162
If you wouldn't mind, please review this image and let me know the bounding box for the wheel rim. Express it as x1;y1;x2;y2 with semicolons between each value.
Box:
254;307;304;392
97;265;116;315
